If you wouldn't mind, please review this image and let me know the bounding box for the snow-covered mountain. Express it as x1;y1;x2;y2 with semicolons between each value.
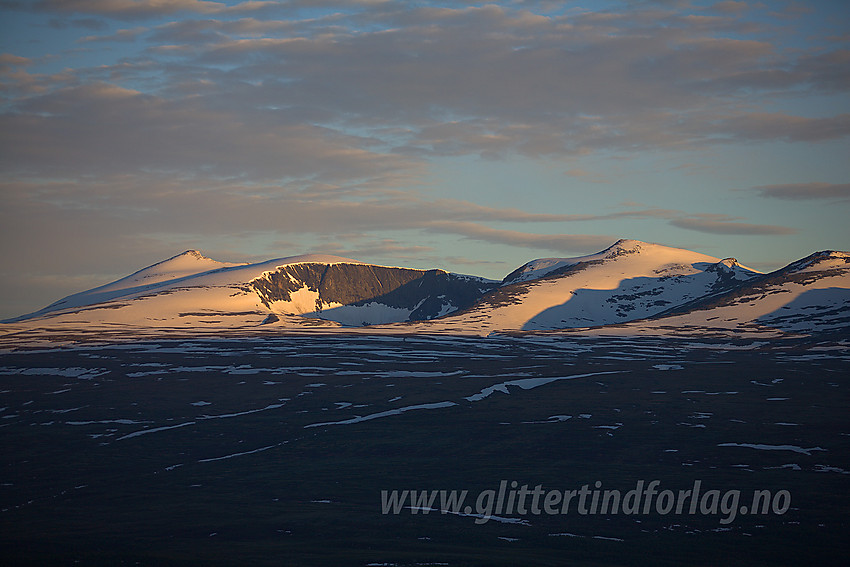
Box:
4;251;496;328
4;240;848;337
418;239;762;333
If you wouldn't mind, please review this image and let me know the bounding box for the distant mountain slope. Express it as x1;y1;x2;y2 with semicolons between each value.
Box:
419;239;761;333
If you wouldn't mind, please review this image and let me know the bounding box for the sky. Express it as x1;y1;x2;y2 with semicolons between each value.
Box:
1;0;849;319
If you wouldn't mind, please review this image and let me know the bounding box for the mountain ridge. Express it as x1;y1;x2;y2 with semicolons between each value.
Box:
3;240;848;337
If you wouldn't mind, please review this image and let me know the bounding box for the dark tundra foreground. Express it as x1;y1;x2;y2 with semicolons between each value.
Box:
1;334;848;565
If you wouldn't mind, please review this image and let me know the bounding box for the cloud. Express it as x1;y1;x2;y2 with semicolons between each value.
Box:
2;168;785;261
425;221;616;252
79;26;147;42
0;174;610;242
0;53;32;67
5;2;848;172
159;4;847;158
670;218;797;235
753;182;850;200
716;113;850;142
0;82;417;183
14;0;274;19
148;17;300;44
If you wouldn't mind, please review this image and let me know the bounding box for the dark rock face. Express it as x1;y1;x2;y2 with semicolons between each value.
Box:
251;263;496;322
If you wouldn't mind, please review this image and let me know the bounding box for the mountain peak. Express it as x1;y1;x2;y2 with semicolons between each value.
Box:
709;257;756;273
138;249;231;276
168;249;214;262
610;238;648;249
603;239;650;258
